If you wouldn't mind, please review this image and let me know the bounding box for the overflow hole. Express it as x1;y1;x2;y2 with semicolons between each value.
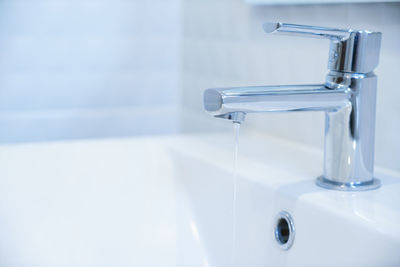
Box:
277;218;290;244
274;211;295;250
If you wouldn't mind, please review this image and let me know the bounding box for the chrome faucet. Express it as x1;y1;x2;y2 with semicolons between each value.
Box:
203;23;382;191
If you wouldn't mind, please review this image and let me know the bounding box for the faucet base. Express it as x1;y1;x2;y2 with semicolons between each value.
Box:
316;176;381;191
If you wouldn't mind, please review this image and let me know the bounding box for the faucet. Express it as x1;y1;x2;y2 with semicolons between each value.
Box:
203;22;382;191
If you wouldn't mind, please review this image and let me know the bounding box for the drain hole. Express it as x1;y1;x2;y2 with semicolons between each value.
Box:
276;218;290;244
274;211;295;250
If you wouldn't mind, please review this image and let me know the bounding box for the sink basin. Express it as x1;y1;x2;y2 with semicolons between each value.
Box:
0;133;399;266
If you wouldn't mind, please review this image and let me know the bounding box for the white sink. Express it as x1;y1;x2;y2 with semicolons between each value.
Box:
0;133;399;266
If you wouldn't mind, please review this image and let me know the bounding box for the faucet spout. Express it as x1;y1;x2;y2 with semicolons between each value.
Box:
204;84;350;116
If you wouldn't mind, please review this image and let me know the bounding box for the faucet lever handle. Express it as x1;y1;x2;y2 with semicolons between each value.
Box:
263;22;381;74
263;22;350;41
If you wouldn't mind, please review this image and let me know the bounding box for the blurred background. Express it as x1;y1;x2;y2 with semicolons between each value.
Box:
0;0;399;172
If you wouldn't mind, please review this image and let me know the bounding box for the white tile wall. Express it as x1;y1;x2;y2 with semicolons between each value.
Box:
0;0;398;171
0;0;181;142
180;0;400;172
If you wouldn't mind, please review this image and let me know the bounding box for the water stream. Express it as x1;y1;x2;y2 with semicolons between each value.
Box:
232;122;241;267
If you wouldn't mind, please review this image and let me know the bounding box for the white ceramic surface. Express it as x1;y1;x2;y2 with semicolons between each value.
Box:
0;133;399;266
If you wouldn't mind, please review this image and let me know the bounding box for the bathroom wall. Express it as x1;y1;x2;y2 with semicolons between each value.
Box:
180;0;400;172
0;0;181;142
0;0;398;172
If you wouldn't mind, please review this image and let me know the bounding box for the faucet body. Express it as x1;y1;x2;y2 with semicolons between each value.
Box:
203;23;382;191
